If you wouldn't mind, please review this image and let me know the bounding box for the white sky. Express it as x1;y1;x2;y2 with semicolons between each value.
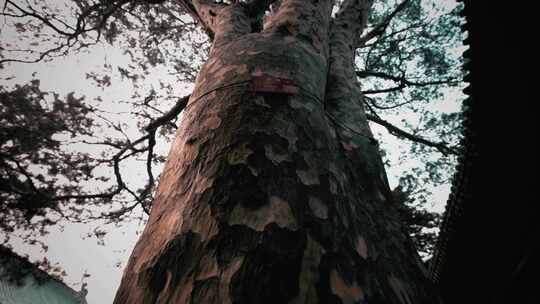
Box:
0;1;464;303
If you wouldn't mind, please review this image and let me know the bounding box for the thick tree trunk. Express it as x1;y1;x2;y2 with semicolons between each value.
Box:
115;1;437;303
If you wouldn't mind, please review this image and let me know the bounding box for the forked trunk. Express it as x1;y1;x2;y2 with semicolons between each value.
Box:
115;1;437;303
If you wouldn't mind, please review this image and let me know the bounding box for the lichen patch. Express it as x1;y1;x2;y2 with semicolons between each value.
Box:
355;236;368;259
289;98;316;112
227;143;254;165
265;144;291;165
206;114;222;130
229;195;297;231
219;257;245;304
254;95;272;108
194;175;213;194
178;139;199;163
308;196;328;219
196;254;219;281
277;124;299;148
185;203;219;241
297;164;320;186
330;269;365;304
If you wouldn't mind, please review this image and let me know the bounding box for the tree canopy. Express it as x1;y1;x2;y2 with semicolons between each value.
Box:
0;0;465;259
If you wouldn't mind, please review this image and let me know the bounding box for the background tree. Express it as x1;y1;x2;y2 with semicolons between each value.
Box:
0;80;95;236
0;0;465;296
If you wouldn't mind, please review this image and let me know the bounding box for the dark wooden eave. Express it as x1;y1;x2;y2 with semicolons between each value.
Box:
429;1;538;303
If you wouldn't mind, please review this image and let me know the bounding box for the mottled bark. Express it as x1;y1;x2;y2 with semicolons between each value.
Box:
114;1;437;303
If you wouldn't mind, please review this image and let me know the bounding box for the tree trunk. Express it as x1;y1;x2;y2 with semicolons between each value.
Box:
114;1;437;303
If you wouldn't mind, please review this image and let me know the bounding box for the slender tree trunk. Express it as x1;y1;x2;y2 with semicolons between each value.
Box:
115;1;437;303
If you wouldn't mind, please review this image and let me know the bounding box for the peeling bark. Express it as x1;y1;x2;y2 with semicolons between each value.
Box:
114;1;439;303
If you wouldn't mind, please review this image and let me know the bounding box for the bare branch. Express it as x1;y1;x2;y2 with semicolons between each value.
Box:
0;0;132;64
364;95;413;110
357;71;458;95
10;158;40;193
360;20;424;49
4;0;74;36
0;40;75;65
145;95;190;131
357;0;411;46
145;130;156;193
53;92;192;213
365;113;458;156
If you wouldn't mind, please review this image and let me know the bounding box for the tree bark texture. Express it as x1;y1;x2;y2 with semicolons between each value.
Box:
115;1;437;303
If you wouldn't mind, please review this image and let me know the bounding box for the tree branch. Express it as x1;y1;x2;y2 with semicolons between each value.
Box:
145;95;190;131
0;0;133;64
359;21;424;49
57;94;192;212
58;93;190;204
357;0;410;46
4;0;74;36
357;71;457;95
0;39;76;65
365;113;458;156
364;95;413;110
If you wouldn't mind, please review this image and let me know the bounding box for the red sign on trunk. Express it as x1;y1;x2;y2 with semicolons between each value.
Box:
249;74;299;95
